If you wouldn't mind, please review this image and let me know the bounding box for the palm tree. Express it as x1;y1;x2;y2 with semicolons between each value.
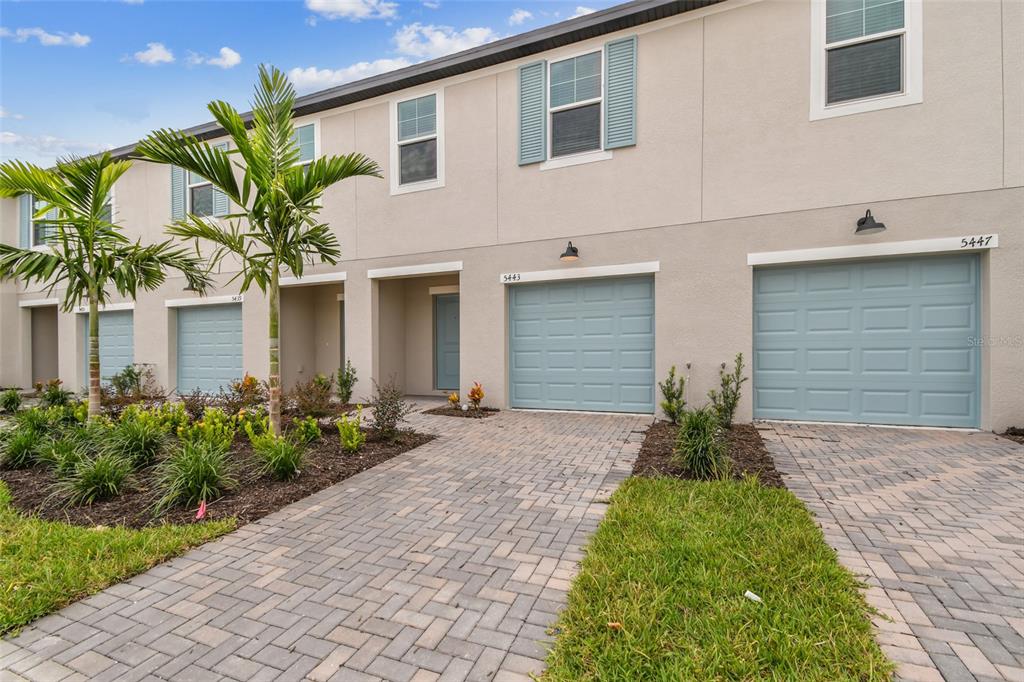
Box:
135;65;381;435
0;153;213;419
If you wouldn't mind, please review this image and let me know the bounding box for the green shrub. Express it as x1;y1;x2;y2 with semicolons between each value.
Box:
336;360;357;404
177;407;236;453
123;402;188;432
658;365;687;425
0;428;39;469
106;418;167;467
708;353;748;429
0;388;21;414
368;380;412;440
38;438;85;478
39;380;73;408
253;435;304;480
154;440;236;512
14;407;49;435
240;408;270;443
673;407;728;480
220;374;268;415
58;453;132;505
109;365;143;398
180;388;214;422
290;416;321;444
288;374;334;417
336;407;366;454
67;419;113;455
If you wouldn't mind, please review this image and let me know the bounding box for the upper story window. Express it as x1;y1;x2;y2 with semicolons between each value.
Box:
20;192;111;249
810;0;922;120
549;51;602;158
390;91;445;195
293;122;316;168
187;169;215;218
32;197;58;246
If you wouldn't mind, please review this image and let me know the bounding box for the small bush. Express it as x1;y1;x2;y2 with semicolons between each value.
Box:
253;435;304;480
708;353;748;429
368;380;413;440
154;440;236;512
658;365;687;425
288;375;334;417
0;388;21;414
673;407;728;480
0;428;39;469
290;416;321;444
67;419;113;455
38;438;85;478
177;407;236;453
109;365;143;398
122;402;189;432
180;388;214;422
106;417;167;467
336;407;366;454
468;382;485;409
447;392;459;408
39;379;73;408
221;373;268;415
14;407;50;435
239;407;270;443
336;360;357;405
58;453;132;505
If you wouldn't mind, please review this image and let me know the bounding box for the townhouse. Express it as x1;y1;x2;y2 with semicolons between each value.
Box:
1;0;1021;430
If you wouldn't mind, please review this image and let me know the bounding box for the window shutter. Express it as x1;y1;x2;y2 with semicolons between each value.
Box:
212;143;230;217
19;194;31;248
171;166;186;220
605;35;637;150
518;60;547;165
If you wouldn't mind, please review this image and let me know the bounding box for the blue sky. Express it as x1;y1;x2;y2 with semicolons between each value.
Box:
1;0;617;165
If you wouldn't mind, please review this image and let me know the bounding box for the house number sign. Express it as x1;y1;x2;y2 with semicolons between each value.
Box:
960;235;996;249
501;273;522;283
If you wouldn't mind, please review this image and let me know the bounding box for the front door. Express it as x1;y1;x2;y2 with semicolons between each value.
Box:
434;294;460;391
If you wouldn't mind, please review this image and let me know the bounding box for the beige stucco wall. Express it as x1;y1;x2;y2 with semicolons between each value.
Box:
30;307;59;385
279;283;344;389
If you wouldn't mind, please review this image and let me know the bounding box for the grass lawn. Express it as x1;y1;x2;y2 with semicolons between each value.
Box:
544;477;892;681
0;482;234;635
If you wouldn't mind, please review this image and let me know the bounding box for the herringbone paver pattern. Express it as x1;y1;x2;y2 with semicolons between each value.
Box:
762;423;1024;682
1;405;646;681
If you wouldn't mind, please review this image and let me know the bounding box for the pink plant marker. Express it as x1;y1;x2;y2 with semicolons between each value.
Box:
196;500;207;520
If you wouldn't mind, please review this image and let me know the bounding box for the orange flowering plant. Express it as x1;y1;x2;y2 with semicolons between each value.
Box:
447;392;460;408
468;382;484;410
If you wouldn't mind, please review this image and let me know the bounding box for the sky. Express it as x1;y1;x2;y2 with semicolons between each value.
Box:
0;0;617;166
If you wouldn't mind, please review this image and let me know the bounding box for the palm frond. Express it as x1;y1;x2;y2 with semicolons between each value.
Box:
135;129;243;205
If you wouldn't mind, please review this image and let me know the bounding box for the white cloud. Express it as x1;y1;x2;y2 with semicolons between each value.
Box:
306;15;319;27
188;46;242;69
422;1;440;8
508;9;532;26
304;0;398;21
393;23;500;60
131;42;174;65
0;131;109;163
288;58;412;92
122;0;145;4
570;6;596;18
0;26;91;47
0;106;25;120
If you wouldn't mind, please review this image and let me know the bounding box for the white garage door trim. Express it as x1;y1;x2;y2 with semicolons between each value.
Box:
747;234;998;266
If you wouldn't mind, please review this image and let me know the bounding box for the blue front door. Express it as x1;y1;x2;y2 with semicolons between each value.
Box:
434;294;460;391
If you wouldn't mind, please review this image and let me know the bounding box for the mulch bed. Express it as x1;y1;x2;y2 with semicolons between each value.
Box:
632;421;784;488
1000;427;1024;445
0;429;433;529
422;406;500;419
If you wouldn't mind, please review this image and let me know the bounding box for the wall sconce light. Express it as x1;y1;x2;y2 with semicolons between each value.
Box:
855;209;886;236
559;241;580;262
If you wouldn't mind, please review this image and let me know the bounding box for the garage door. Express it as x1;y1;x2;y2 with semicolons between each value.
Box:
81;310;134;384
753;254;980;427
509;276;655;413
177;304;243;394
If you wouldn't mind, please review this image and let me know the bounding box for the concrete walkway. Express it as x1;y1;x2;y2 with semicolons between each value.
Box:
762;422;1024;682
1;406;647;682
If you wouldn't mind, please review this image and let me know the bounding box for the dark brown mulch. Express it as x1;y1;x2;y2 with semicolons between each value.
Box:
1000;427;1024;445
282;403;356;420
0;429;433;529
632;421;784;488
422;406;500;419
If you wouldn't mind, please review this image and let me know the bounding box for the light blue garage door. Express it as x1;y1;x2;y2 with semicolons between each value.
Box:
81;310;134;385
177;304;243;394
753;254;980;427
509;276;655;413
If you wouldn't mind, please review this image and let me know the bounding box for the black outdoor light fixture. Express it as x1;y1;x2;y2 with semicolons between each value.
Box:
182;282;200;292
855;209;886;236
559;241;580;262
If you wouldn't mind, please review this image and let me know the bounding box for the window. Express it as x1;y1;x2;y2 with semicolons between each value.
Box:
810;0;921;119
31;196;57;247
549;52;602;158
187;169;215;218
293;123;316;168
390;91;444;194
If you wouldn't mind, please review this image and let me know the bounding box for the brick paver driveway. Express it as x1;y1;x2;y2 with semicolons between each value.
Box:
2;407;646;682
762;423;1024;682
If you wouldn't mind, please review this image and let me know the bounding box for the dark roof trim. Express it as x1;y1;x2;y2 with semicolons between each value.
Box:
112;0;725;159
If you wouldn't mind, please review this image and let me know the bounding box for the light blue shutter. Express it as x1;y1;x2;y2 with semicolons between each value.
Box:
605;36;637;150
19;194;31;248
171;166;186;220
212;143;229;217
518;61;547;165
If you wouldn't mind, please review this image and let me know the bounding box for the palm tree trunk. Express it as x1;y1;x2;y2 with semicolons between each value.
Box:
87;295;101;419
268;268;282;436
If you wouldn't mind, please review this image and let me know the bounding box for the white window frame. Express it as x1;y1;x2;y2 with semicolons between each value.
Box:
390;90;445;196
293;119;320;168
29;195;54;251
545;48;607;163
186;169;215;218
809;0;922;121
